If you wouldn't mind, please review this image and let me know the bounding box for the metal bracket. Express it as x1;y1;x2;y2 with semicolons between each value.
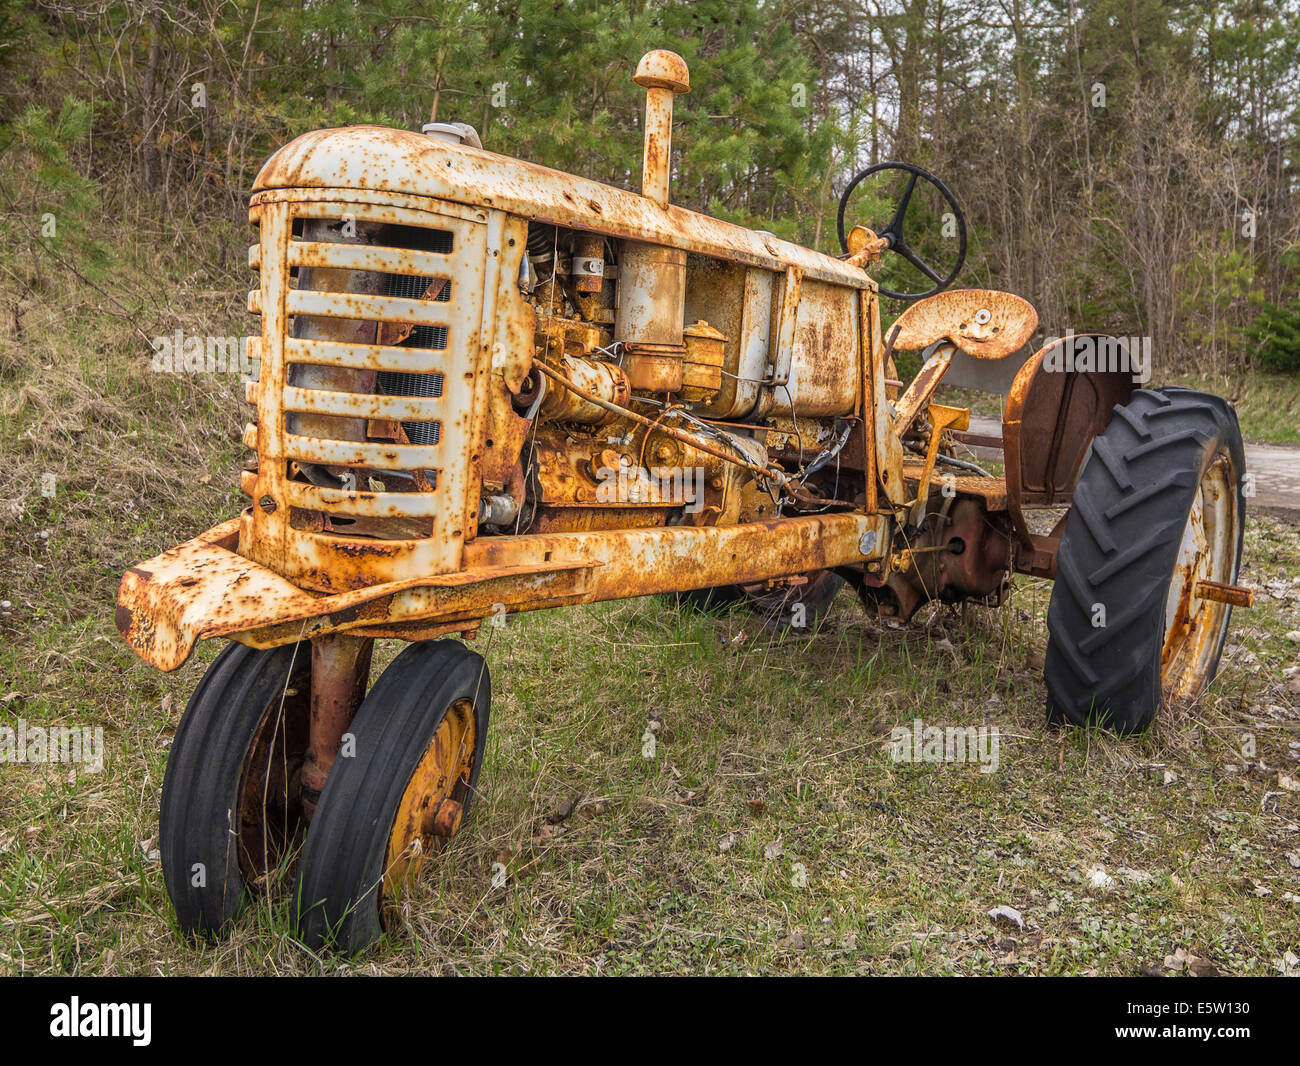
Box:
768;266;803;388
891;341;955;438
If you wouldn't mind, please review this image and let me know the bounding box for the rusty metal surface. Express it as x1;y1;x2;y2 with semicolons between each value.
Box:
900;462;1008;510
855;292;904;508
112;42;1253;757
116;519;590;670
1162;452;1243;700
479;398;532;491
1002;335;1137;549
118;48;1009;678
528;427;702;516
615;241;687;348
633;49;690;93
1013;533;1062;579
765;277;861;418
683;261;773;419
891;289;1038;359
240;193;500;593
286;218;385;446
301;635;372;817
680;258;862;423
117;519;273;672
680;320;726;403
948;429;1004;450
251;140;872;291
117;510;888;670
537;354;630;424
844;225;890;268
1193;579;1254;608
571;232;605;293
891;344;954;438
385;697;476;895
876;497;1012;619
768;266;803;389
903;402;970;520
633;50;689;208
622;345;685;393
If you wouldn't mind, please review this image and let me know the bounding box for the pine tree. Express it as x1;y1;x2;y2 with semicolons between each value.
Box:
1248;298;1300;371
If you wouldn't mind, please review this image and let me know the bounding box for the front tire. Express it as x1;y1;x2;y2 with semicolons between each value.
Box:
1044;388;1245;733
295;639;490;953
160;642;311;937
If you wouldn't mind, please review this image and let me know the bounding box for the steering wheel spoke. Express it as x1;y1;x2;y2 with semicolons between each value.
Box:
884;172;919;238
892;236;944;285
836;161;967;300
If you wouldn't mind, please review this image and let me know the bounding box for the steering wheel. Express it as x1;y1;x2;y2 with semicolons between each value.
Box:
836;161;967;300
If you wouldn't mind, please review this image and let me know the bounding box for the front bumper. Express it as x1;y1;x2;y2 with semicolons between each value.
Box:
116;511;887;671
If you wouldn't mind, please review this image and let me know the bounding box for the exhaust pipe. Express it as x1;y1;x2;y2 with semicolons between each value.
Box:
633;50;689;208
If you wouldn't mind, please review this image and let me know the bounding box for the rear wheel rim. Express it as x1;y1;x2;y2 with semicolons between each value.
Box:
1161;451;1239;700
383;698;477;902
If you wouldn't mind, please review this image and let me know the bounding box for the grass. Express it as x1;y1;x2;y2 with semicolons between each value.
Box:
0;199;1297;976
1172;371;1300;446
3;558;1299;975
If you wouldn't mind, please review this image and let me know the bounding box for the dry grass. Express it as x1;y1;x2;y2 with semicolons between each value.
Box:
1174;371;1300;446
0;195;1298;977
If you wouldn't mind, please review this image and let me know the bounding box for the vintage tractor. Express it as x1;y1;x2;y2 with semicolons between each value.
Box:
117;50;1254;952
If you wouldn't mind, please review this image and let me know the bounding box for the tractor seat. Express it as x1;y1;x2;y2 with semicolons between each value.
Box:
889;289;1038;360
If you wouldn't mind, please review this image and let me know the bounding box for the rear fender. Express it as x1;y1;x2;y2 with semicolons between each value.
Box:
1004;334;1139;566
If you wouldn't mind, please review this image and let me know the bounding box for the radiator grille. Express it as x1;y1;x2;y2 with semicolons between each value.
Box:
242;195;491;590
379;272;449;446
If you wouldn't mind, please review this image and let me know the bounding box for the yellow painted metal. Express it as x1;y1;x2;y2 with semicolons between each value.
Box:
113;49;1041;679
240;192;494;592
384;699;477;898
907;402;970;519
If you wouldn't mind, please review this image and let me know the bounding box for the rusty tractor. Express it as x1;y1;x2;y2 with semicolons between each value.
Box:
117;50;1254;952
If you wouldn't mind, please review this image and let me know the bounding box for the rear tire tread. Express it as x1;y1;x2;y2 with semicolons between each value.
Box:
1044;387;1244;733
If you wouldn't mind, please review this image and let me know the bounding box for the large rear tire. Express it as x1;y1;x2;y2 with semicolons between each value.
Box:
1044;387;1245;733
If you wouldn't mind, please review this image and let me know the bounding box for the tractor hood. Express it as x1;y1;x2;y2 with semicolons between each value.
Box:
252;125;869;288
